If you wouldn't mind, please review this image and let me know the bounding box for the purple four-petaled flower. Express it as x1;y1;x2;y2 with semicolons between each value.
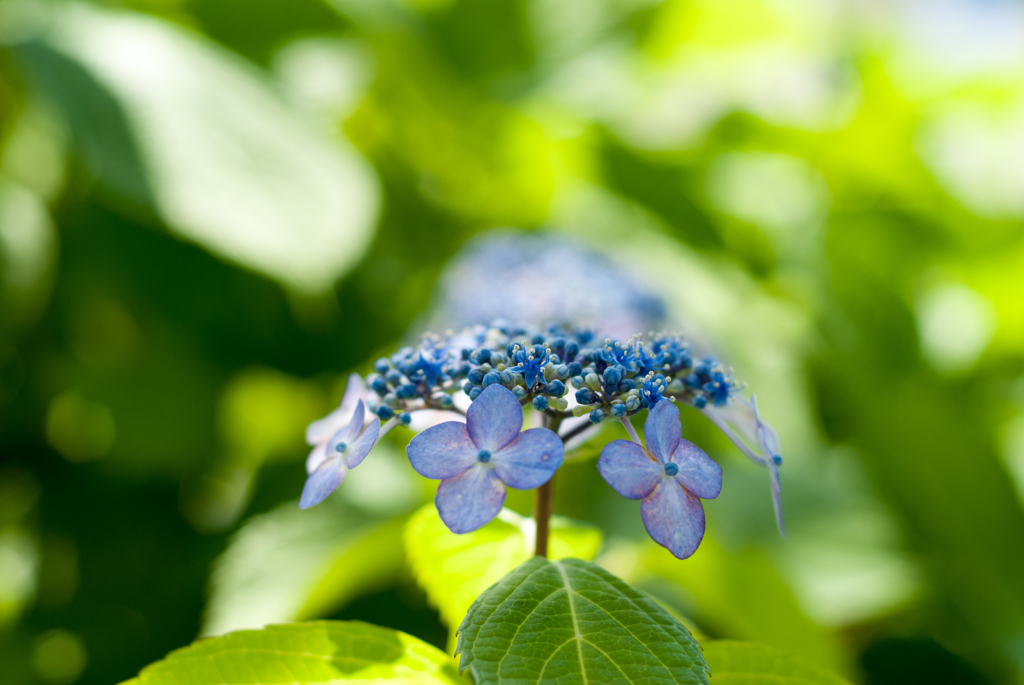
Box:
597;401;722;559
407;384;564;533
300;397;381;509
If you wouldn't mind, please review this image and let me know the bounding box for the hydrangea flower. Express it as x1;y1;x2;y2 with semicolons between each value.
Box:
597;401;722;559
407;384;564;533
300;398;381;509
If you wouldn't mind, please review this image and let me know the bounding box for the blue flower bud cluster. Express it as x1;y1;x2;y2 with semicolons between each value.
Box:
362;322;741;424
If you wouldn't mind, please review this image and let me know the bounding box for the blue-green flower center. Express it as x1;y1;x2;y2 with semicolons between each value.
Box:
663;462;678;477
477;450;492;463
335;442;348;454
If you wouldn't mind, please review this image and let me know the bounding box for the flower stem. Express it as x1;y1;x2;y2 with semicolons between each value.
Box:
535;413;563;558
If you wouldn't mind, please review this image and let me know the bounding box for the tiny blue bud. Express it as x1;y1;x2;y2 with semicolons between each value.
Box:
490;351;506;365
664;462;679;477
610;402;627;417
575;388;595;405
385;370;403;385
384;393;399;408
377;405;395;420
482;370;501;387
618;380;633;393
438;394;454;408
477;449;492;463
772;454;783;466
545;380;565;397
373;358;390;374
531;335;545;345
512;386;527;400
399;412;412;426
399;383;417;399
335;442;348;453
463;381;474;393
570;376;584;389
533;396;549;412
475;348;491;364
693;395;707;409
603;366;622;386
565;341;580;357
567;361;583;377
468;368;486;385
469;386;483;400
370;376;389;396
500;369;514;386
556;364;570;380
589;408;606;424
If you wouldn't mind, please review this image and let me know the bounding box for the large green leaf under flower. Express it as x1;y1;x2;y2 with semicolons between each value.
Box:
118;621;465;685
456;556;708;685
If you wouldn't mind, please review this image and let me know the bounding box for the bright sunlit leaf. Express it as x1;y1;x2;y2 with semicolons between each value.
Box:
19;3;379;294
120;621;465;685
404;504;601;630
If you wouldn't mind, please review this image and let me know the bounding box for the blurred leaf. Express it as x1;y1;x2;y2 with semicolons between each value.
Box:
701;641;850;685
121;620;465;684
17;3;379;294
456;556;708;685
404;504;601;630
619;537;848;675
202;496;405;637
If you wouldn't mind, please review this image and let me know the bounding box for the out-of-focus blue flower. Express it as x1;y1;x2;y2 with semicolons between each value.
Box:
406;384;564;533
597;401;721;559
428;231;666;339
300;399;381;509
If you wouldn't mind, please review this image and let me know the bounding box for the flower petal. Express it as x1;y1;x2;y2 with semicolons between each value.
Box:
345;414;380;469
436;464;506;534
641;478;706;559
596;440;661;499
643;400;681;463
299;456;347;509
466;384;522;451
407;421;479;479
345;400;366;445
669;439;722;500
768;457;786;537
491;427;564;490
305;374;365;445
305;441;329;474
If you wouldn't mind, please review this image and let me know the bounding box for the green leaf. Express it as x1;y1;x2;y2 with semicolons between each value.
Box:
404;505;602;629
202;497;405;637
119;620;465;684
17;4;379;294
701;641;851;685
456;556;708;685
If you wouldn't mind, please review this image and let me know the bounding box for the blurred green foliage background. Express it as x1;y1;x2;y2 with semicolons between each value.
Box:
1;0;1024;683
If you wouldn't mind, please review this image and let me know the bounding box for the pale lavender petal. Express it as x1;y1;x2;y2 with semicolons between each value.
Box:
305;441;329;474
305;404;349;447
436;464;506;534
407;421;479;479
768;457;786;537
751;395;782;461
643;400;681;463
345;415;380;469
669;439;722;500
641;478;706;559
491;428;564;490
466;384;522;451
305;374;365;445
596;440;661;499
299;456;347;509
338;373;366;417
345;400;366;445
